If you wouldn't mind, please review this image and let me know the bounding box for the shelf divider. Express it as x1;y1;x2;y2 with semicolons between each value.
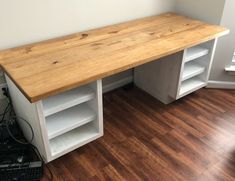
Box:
178;78;206;99
185;46;209;62
182;62;205;81
49;123;100;158
46;104;96;139
43;85;95;117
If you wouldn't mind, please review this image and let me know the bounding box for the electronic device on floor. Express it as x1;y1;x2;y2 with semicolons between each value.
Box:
0;90;44;181
0;142;43;181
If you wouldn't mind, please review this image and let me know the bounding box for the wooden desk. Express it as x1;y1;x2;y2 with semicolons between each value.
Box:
0;13;229;162
0;13;228;103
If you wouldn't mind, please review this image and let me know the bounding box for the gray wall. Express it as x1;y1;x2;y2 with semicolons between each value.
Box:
0;0;176;110
175;0;235;83
209;0;235;82
175;0;225;24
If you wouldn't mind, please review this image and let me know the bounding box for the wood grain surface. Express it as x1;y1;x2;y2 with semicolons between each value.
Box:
41;87;235;181
0;13;229;102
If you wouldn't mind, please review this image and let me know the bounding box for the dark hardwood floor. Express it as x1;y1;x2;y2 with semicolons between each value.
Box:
41;87;235;181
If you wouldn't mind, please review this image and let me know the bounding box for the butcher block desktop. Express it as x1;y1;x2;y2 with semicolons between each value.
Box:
0;13;228;102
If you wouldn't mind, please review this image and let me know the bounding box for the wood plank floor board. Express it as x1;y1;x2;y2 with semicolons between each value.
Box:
41;87;235;181
114;90;173;134
94;142;142;181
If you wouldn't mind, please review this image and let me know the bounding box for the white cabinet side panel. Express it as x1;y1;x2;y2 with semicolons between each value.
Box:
88;80;103;135
5;76;49;160
205;39;218;82
134;52;183;104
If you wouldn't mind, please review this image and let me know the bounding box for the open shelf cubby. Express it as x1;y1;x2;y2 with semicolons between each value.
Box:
178;77;206;99
185;45;209;63
42;85;95;117
46;103;96;139
182;61;205;81
49;122;100;157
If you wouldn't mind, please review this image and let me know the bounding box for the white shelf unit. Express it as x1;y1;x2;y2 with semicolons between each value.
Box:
134;39;217;104
6;76;103;162
175;40;217;99
184;45;209;63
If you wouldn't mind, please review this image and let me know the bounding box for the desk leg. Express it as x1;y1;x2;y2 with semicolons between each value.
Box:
134;39;217;104
134;51;184;104
5;76;103;162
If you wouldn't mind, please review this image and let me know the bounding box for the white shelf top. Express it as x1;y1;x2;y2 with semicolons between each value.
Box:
49;123;99;157
42;85;95;117
182;62;205;81
46;104;96;139
185;46;209;62
179;78;206;98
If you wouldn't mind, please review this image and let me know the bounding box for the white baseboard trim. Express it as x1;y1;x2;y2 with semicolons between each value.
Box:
207;80;235;89
103;76;133;93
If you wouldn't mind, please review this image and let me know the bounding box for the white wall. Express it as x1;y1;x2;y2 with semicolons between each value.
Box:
0;0;175;50
0;0;176;109
209;0;235;82
175;0;235;85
